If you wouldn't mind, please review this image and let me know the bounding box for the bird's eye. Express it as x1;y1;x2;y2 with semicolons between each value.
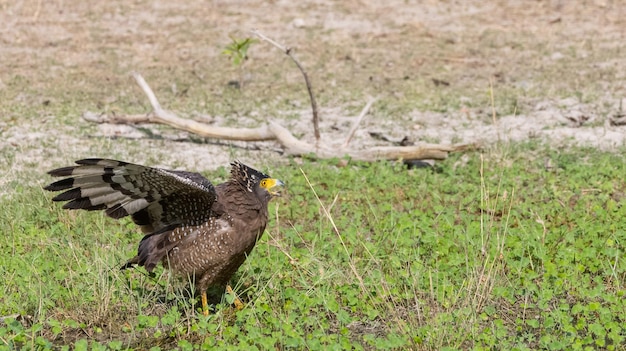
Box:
260;179;267;187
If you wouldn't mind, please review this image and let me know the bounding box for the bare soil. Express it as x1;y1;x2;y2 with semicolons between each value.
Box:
1;0;625;188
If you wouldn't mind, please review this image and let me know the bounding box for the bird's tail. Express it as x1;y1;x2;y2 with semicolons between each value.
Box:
120;225;178;272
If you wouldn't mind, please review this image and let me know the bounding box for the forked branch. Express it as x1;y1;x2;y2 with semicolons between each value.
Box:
251;29;320;142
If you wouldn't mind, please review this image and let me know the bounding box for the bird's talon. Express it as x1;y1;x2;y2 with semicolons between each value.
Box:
226;285;245;310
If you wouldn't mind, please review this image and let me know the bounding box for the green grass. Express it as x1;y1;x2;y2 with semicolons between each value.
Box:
1;143;626;350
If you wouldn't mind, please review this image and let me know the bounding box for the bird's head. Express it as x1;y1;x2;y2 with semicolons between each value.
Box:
231;161;284;199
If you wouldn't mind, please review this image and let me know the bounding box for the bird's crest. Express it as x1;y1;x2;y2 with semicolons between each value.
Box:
230;161;269;192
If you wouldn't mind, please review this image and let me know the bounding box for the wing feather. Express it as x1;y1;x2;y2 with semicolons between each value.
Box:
45;159;218;233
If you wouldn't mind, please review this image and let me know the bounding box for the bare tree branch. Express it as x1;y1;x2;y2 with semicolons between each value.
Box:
82;72;475;162
251;29;320;142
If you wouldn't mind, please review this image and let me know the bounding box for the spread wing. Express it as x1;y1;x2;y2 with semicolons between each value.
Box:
44;158;217;234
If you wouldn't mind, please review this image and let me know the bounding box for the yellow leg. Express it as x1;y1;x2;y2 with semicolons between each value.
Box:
226;285;244;310
202;291;209;316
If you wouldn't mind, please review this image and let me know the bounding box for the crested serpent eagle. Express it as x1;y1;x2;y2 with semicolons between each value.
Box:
44;159;283;315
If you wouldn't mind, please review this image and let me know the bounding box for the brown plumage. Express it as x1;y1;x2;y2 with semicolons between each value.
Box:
44;158;283;314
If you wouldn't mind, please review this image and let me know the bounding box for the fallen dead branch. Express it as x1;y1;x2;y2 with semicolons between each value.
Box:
83;72;473;161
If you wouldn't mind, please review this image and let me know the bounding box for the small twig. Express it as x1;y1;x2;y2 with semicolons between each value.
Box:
249;31;287;52
32;0;42;21
343;97;377;148
132;72;164;114
428;56;481;64
251;29;320;142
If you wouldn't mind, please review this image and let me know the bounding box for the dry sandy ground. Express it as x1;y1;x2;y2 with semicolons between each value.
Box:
1;0;625;191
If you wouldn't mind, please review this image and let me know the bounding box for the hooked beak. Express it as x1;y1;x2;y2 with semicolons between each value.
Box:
263;178;284;197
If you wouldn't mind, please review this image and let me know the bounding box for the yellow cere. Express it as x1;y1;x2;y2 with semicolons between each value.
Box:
260;178;284;195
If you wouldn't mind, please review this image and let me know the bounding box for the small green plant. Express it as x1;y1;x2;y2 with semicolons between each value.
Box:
222;35;257;89
223;36;256;66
